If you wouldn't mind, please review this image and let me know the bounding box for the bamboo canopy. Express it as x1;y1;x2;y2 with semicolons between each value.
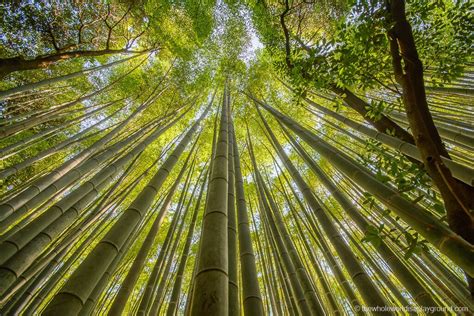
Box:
0;1;473;315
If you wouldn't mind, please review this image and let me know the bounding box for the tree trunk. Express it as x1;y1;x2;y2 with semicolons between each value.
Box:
331;86;417;145
0;53;146;100
0;49;149;78
386;0;474;293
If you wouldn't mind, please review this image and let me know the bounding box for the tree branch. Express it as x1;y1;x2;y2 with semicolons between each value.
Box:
280;0;293;69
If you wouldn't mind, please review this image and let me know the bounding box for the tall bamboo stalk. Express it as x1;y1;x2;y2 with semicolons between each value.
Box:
41;102;210;315
304;98;474;186
256;105;390;312
232;124;264;315
227;100;239;316
137;156;196;315
166;165;207;316
107;146;196;315
0;53;147;101
190;88;229;315
253;94;474;276
285;129;441;308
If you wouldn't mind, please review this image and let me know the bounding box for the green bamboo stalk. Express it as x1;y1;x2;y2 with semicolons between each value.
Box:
286;129;442;309
232;125;264;316
0;87;166;224
0;99;120;161
261;174;325;315
19;165;154;315
389;110;474;151
248;132;316;315
182;106;220;316
249;204;278;316
166;166;207;316
190;89;229;316
137;153;197;315
0;53;146;101
148;189;194;316
256;197;290;315
331;212;413;309
253;94;474;277
276;161;361;312
41;102;210;316
276;173;341;314
253;171;312;315
0;117;172;273
0;105;123;178
0;109;168;231
256;105;390;312
269;225;299;316
107;146;197;315
78;211;153;316
304;98;474;186
227;107;239;316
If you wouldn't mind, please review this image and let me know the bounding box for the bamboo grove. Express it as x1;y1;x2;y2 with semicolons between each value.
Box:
0;0;473;315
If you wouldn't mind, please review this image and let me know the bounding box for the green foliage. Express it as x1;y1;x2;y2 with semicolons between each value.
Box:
0;0;151;58
0;1;472;313
362;223;384;248
364;100;392;121
408;0;474;84
401;232;429;259
360;139;432;195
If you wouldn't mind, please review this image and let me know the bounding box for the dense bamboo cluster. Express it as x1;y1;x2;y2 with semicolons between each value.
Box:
1;82;473;314
1;1;473;315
